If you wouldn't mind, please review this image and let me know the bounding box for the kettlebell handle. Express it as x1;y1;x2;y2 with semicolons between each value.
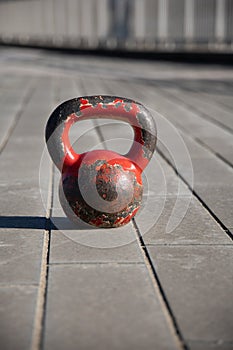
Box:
45;96;157;172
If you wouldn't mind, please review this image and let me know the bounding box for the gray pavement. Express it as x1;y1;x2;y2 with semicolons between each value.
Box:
0;47;233;350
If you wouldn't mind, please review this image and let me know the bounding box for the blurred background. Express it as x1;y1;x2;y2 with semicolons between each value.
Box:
0;0;232;54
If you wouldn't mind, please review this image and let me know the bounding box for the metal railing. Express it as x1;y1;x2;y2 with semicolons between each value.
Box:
0;0;232;52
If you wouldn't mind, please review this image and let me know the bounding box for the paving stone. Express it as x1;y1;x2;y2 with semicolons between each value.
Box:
50;229;143;263
180;157;233;187
188;340;233;350
69;119;104;154
157;132;208;163
193;187;233;230
143;154;190;197
135;83;233;167
0;230;44;284
56;76;77;102
165;87;233;131
131;139;231;244
205;93;233;111
148;246;233;344
0;179;46;216
203;133;233;164
137;196;231;245
44;264;178;350
0;75;32;147
1;48;233;350
0;286;38;350
154;131;233;231
0;76;53;349
50;214;141;249
0;77;54;216
0;78;53;287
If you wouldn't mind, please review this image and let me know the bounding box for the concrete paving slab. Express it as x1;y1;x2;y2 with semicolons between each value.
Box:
50;230;144;263
44;264;178;350
151;128;233;231
133;83;233;168
188;340;233;350
0;77;53;289
69;119;105;154
0;286;38;350
0;77;53;216
180;157;233;186
0;75;32;148
193;189;233;230
0;230;44;284
203;93;233;111
164;87;233;131
1;47;233;350
148;245;233;344
0;76;54;348
138;197;231;245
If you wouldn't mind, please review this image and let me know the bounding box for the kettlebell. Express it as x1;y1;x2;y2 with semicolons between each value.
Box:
45;96;157;228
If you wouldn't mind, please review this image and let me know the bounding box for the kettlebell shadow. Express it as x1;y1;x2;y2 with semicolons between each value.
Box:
0;216;97;230
51;216;98;230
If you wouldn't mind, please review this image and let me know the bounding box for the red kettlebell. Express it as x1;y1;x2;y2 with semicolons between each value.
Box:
45;96;157;228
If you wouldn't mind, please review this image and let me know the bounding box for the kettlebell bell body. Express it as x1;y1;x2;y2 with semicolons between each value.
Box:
45;96;156;228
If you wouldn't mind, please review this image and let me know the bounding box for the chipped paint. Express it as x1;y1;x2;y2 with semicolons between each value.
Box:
45;95;157;227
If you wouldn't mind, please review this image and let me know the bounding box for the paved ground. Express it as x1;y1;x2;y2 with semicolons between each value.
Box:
0;46;233;350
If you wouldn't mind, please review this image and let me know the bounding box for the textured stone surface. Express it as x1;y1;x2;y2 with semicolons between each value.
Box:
136;83;233;168
0;230;44;284
0;77;54;216
44;264;178;350
148;246;233;344
188;340;233;350
0;76;54;349
50;229;143;263
164;87;233;131
1;47;233;350
0;74;31;147
180;157;233;187
138;197;231;245
0;286;38;350
194;189;233;230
